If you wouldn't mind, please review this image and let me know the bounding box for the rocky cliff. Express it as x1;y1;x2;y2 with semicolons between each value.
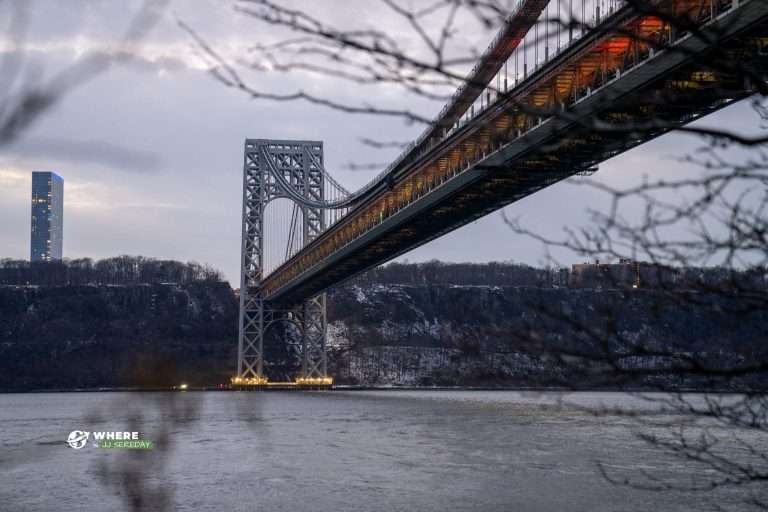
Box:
1;267;765;390
326;283;767;388
0;283;237;389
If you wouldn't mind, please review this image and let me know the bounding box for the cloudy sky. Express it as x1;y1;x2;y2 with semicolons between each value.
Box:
0;0;760;285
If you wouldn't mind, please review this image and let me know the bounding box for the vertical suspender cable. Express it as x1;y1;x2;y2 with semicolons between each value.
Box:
515;41;519;82
545;4;549;61
523;36;527;77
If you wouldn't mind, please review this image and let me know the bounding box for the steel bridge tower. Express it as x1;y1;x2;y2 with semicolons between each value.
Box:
235;139;330;386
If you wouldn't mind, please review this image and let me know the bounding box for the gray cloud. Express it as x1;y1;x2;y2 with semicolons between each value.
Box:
0;48;192;73
6;136;162;172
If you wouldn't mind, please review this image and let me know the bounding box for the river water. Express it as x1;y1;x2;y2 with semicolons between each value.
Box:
0;390;764;511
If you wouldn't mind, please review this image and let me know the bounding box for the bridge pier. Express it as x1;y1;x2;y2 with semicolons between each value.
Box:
234;139;331;388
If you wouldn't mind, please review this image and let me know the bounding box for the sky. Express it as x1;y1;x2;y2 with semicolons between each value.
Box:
0;0;762;285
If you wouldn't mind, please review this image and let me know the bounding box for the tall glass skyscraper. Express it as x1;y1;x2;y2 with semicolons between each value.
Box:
30;171;64;262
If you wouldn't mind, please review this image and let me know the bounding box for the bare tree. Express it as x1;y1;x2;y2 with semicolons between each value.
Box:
186;0;768;507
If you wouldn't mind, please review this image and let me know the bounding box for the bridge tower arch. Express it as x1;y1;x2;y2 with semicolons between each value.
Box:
236;139;329;385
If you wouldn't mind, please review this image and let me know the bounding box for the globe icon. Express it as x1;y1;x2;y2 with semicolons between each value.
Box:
67;430;89;449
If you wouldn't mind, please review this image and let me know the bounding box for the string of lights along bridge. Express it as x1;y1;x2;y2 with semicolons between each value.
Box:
232;0;768;388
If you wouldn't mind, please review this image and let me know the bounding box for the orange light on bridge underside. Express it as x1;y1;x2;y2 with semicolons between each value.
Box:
295;377;334;385
231;376;268;385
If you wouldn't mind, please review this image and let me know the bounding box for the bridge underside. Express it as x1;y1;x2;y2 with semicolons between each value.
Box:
266;12;768;304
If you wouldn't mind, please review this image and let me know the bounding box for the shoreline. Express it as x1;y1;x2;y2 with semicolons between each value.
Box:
0;385;760;394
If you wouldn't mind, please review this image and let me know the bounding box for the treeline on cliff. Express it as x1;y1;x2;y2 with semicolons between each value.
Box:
2;257;765;291
0;255;224;286
352;259;767;291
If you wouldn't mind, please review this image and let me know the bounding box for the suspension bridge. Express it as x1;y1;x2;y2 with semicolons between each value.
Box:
232;0;768;388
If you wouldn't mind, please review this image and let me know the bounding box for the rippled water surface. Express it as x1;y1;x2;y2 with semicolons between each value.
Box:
0;390;762;511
